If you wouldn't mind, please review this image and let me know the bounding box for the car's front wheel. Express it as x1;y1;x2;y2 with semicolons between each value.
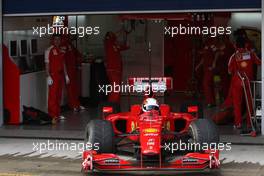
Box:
188;119;219;150
84;119;115;153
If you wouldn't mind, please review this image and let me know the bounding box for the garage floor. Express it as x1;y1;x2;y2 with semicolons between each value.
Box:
0;138;264;176
0;93;263;144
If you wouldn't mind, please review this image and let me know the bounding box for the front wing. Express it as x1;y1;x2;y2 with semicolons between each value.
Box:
82;150;220;172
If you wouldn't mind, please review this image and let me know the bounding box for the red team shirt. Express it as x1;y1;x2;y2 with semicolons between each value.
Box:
228;51;261;80
45;45;65;73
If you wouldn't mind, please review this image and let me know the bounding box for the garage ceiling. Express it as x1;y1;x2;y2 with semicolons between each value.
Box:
3;0;261;16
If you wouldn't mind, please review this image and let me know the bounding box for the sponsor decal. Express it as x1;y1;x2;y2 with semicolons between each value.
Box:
241;61;248;68
182;158;198;163
144;128;158;133
242;52;251;60
131;121;136;131
105;158;119;164
147;139;155;146
144;133;159;137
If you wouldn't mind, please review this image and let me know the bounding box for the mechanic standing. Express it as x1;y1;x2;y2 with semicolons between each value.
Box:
104;31;129;104
195;38;217;108
45;34;70;124
62;36;85;112
226;37;260;129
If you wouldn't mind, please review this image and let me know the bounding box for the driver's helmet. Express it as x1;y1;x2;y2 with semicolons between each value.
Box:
142;98;159;112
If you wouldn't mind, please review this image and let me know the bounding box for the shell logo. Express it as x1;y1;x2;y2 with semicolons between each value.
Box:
241;61;248;68
144;128;158;133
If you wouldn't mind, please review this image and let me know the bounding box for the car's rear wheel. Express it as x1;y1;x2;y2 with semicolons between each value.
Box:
84;119;115;153
188;119;219;150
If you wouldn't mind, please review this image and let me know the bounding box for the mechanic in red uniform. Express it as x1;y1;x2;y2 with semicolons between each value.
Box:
104;31;129;104
62;36;85;112
195;38;217;108
220;31;255;110
45;35;69;124
226;37;260;129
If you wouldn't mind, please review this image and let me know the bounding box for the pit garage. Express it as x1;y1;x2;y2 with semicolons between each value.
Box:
0;0;263;141
1;1;264;175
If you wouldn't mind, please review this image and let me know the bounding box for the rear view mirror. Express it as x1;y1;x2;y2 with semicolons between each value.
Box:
187;105;199;118
187;106;198;113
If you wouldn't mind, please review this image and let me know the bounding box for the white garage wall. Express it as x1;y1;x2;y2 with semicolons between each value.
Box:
4;15;164;83
68;15;121;57
73;15;164;82
122;20;164;80
3;16;51;62
229;12;261;32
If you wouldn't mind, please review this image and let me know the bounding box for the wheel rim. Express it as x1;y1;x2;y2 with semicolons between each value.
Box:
188;125;196;144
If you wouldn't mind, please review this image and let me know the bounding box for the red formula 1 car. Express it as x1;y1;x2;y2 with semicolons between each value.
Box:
82;79;220;174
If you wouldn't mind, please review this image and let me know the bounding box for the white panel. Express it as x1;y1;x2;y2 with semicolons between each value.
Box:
229;12;261;32
20;71;48;122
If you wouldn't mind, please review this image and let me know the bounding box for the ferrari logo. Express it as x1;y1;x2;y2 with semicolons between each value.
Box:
166;121;170;130
241;61;248;68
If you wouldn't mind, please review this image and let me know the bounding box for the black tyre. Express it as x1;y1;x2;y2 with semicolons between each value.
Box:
188;119;219;146
84;120;115;153
97;102;120;118
180;100;203;118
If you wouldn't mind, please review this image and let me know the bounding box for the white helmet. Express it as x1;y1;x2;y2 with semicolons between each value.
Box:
142;98;159;112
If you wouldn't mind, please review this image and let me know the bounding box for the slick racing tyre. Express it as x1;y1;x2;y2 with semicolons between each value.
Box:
97;101;120;118
84;119;115;153
188;119;219;149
